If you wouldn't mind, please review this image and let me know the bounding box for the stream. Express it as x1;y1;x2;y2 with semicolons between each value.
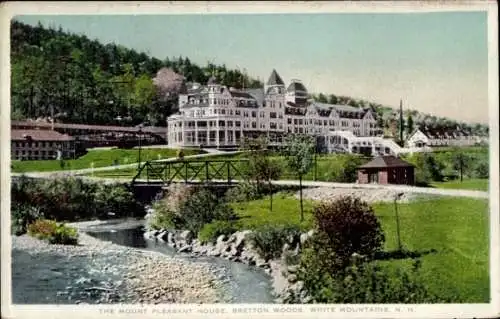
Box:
85;220;275;304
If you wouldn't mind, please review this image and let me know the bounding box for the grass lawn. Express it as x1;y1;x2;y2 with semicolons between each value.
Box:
11;148;204;173
431;178;489;191
229;194;490;303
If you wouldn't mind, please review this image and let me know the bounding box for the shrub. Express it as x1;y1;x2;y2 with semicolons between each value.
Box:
248;224;302;261
176;149;185;160
147;184;195;230
50;223;79;245
180;188;238;234
198;220;240;244
94;183;142;219
11;177;144;222
472;159;489;179
296;251;452;303
225;181;260;202
11;204;42;236
313;196;385;269
148;186;237;234
27;219;78;245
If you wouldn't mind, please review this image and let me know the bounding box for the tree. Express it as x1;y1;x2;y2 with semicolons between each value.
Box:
134;74;156;119
311;196;385;270
281;134;315;221
406;114;414;136
317;93;328;103
451;148;472;182
241;136;282;211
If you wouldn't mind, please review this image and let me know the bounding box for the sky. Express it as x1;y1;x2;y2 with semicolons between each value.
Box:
15;12;490;124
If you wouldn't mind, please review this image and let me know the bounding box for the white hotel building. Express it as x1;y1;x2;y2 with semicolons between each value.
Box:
167;70;383;152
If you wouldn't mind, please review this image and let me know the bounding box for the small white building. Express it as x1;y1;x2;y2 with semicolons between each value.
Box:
326;130;432;157
406;128;484;148
167;69;383;149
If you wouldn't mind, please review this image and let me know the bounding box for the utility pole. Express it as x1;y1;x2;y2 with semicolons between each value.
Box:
399;99;404;147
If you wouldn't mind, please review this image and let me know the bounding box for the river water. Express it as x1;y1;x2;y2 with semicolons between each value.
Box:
86;224;275;304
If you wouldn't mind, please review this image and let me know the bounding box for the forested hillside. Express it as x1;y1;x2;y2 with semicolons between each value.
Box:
10;20;262;126
10;20;489;136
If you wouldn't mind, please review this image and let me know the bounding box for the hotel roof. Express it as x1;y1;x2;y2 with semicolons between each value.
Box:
11;129;74;141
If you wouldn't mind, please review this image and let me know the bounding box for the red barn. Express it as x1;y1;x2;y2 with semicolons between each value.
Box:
357;155;415;185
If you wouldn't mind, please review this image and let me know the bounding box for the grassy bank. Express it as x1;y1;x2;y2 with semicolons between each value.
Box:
228;194;489;302
11;148;205;173
431;178;488;191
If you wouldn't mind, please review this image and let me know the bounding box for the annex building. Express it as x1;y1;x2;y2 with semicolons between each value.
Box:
167;70;382;149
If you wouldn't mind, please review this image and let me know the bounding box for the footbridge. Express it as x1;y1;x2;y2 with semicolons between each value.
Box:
131;158;250;187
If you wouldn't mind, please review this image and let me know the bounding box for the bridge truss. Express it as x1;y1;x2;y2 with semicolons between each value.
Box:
131;159;250;186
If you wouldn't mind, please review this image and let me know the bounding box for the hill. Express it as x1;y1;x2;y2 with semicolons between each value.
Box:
10;20;262;126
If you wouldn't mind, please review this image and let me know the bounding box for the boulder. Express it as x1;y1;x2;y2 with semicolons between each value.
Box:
287;265;298;274
177;245;192;253
299;233;309;245
287;274;298;283
255;258;268;268
227;233;237;244
282;243;290;253
294;280;305;292
178;230;194;245
157;230;168;242
229;246;240;257
216;235;227;245
307;229;315;238
166;232;175;245
301;296;312;303
234;231;251;251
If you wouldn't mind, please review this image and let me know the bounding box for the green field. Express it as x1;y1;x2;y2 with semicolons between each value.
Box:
431;179;489;191
229;195;490;303
11;148;205;173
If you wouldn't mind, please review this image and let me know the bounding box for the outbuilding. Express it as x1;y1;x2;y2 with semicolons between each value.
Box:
357;155;415;185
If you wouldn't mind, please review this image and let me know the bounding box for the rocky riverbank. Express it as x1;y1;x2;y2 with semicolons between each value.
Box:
11;230;229;304
143;226;315;304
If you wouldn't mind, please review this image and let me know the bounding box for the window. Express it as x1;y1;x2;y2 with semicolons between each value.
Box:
294;119;298;125
252;122;257;129
270;112;277;119
235;110;241;116
251;111;257;118
221;109;226;115
235;121;241;127
288;118;292;124
228;121;233;127
270;122;277;129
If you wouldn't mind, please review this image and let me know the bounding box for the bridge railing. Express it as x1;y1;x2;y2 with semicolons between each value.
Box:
132;159;250;185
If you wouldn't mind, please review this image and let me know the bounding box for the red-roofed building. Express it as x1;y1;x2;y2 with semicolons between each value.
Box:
11;129;75;160
357;155;415;185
